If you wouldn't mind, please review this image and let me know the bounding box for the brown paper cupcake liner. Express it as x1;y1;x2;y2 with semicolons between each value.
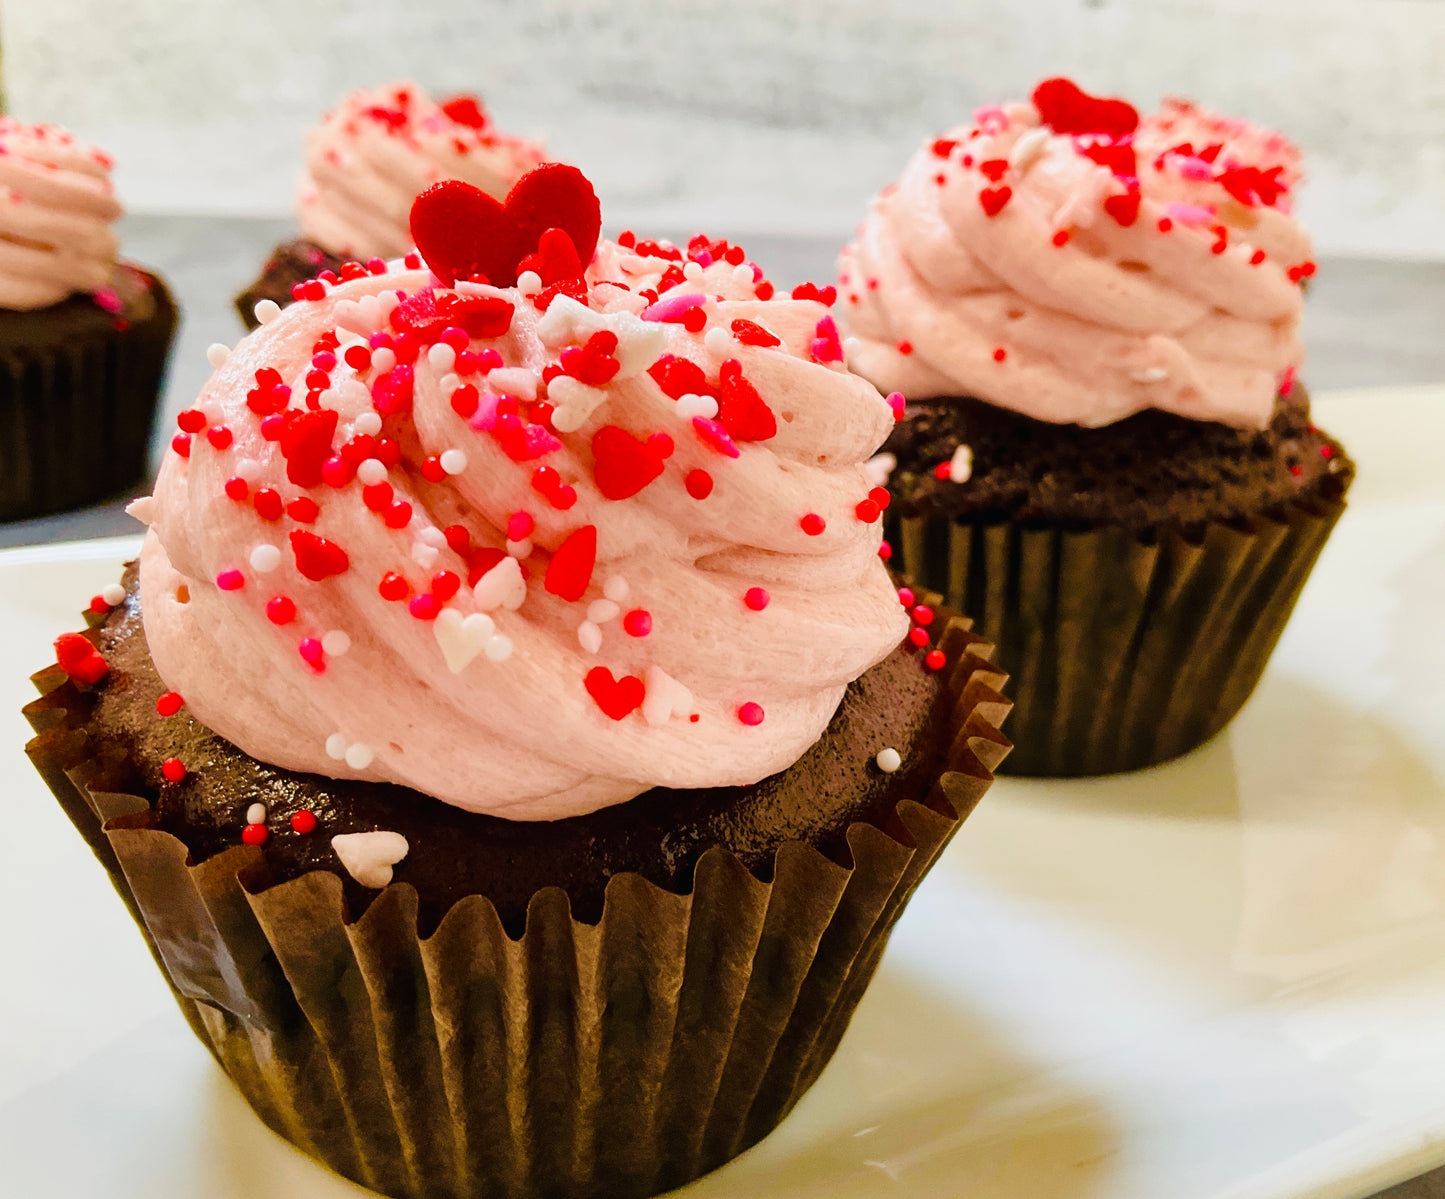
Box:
890;493;1343;776
0;268;177;522
24;618;1009;1199
236;240;346;331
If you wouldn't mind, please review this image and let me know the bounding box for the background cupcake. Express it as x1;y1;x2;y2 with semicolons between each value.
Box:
234;80;545;327
0;117;177;522
28;168;1009;1199
839;79;1353;776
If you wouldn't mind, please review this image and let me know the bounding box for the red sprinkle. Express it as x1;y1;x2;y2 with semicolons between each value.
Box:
855;498;881;523
322;456;355;487
546;525;597;601
924;649;947;672
422;455;447;483
379;572;410;601
171;433;192;458
907;626;930;648
1250;249;1267;266
409;593;440;621
878;540;893;561
738;702;765;726
177;408;207;434
207;426;233;450
253;488;284;521
1157;217;1174;233
897;586;915;605
800;513;826;536
224;477;249;501
744;587;770;611
934;462;953;481
286;497;320;524
912;604;935;626
88;594;111;615
298;637;324;664
54;632;108;685
682;306;708;333
897;340;913;356
869;486;891;511
242;823;269;846
266;596;296;625
161;757;187;783
622;609;652;637
506;511;535;540
290;530;350;581
290;810;318;835
450;383;480;418
685;469;714;499
384;501;413;529
432;570;461;601
1052;230;1070;247
155;691;184;716
216;569;245;591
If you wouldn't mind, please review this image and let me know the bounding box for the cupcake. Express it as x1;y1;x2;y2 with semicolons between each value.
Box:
839;79;1353;776
235;80;545;329
26;165;1010;1199
0;118;178;522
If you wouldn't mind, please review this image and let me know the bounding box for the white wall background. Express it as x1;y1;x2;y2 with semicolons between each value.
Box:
5;0;1444;259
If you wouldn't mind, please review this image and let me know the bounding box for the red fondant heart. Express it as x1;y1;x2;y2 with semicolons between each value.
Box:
290;530;350;581
410;164;602;288
585;666;646;721
715;360;777;442
1103;190;1141;227
544;524;597;601
1031;77;1139;140
278;408;339;489
978;185;1013;217
592;425;667;501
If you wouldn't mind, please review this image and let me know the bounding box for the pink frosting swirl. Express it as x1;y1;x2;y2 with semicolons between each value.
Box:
0;119;122;311
138;234;905;820
298;81;547;260
838;84;1313;429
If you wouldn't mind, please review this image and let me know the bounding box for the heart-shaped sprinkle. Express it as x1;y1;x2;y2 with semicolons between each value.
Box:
978;185;1013;217
674;393;719;421
731;318;780;348
331;831;409;889
1031;77;1139;139
472;554;527;609
290;530;350;581
560;330;621;385
409;164;602;288
809;315;843;364
641;665;693;727
434;608;498;673
648;354;717;400
545;524;597;601
592;425;667;500
715;360;777;442
1103;190;1142;227
277;409;339;489
54;632;108;684
585;666;646;721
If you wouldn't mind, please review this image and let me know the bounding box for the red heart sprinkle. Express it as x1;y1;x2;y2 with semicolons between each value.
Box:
440;93;489;129
277;408;339;489
561;330;621;386
54;632;108;683
545;525;597;601
584;666;646;721
715;360;777;442
409;164;602;288
289;530;350;581
731;319;780;348
1103;190;1142;227
592;425;667;500
978;158;1009;183
371;365;415;416
1031;77;1139;139
979;186;1013;217
647;354;717;400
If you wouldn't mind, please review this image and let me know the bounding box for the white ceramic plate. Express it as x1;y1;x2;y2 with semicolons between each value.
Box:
1;385;1442;1199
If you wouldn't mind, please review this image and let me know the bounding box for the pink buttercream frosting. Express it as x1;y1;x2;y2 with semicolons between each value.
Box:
138;237;905;820
0;119;122;311
298;81;546;260
838;85;1313;429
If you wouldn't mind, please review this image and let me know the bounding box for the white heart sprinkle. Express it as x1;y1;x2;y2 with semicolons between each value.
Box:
548;376;608;432
331;831;409;890
473;556;526;611
249;544;282;573
642;666;693;728
334;299;379;337
434;608;497;673
675;393;719;421
325;733;348;760
377;290;402;316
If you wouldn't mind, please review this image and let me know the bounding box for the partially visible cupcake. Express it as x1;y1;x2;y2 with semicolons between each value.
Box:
28;166;1009;1199
839;79;1353;776
235;80;545;328
0;118;178;522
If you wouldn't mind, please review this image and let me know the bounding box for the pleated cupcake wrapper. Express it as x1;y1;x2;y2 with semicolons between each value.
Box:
889;493;1343;776
23;618;1010;1199
0;272;177;522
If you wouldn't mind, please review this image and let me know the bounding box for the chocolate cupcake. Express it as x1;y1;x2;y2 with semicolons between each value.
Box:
0;118;177;522
27;167;1009;1199
236;81;545;328
839;79;1353;776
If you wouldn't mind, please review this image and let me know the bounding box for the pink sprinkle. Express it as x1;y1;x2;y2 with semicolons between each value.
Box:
744;587;770;611
92;287;122;314
507;511;535;540
216;569;244;591
1165;202;1216;226
886;391;906;421
1279;364;1296;398
641;292;708;323
738;702;765;726
810;314;844;364
692;416;740;458
1175;156;1215;181
622;609;652;637
298;637;324;664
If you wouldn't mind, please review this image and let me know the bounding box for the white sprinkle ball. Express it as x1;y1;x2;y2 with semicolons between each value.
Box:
875;747;903;773
205;343;231;367
254;299;281;325
439;449;468;475
100;582;127;607
603;576;629;602
577;621;603;654
682;260;704;281
843;336;863;364
377;290;401;316
354;412;383;436
428;342;457;372
321;630;352;656
704;327;731;357
356;458;388;485
587;599;620;624
249;544;282;573
484;634;514;662
948;443;974;484
517;270;542;296
245;802;267;825
731;264;755;286
345;742;375;770
325;733;349;760
370;346;397;373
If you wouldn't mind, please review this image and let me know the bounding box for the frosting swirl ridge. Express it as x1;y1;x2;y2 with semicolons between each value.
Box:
838;83;1313;429
140;224;905;820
